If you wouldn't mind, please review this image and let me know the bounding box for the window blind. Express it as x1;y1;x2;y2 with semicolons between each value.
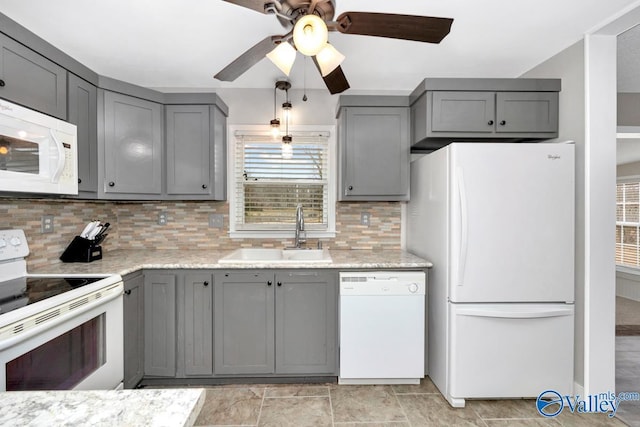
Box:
234;133;330;231
616;182;640;266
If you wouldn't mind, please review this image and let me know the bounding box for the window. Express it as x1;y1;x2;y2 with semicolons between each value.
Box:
229;126;336;238
616;181;640;267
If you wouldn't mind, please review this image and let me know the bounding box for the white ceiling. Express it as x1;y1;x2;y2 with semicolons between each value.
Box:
0;0;637;92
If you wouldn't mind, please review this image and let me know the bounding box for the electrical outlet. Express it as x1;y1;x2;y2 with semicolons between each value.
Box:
158;212;168;225
209;214;224;228
360;212;371;226
41;215;54;233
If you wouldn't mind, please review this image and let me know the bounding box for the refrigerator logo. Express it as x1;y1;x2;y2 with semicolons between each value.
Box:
547;154;561;160
536;389;640;418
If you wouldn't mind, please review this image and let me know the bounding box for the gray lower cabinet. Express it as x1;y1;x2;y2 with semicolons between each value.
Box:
100;90;163;197
165;104;226;200
0;32;67;119
123;271;144;389
67;73;97;194
180;272;213;376
337;104;410;201
214;271;275;375
275;271;337;374
144;272;176;377
213;270;338;376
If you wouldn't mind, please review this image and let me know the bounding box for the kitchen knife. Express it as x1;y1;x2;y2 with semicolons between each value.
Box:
94;222;110;240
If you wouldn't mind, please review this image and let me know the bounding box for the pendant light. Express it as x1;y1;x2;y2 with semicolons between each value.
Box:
281;83;293;159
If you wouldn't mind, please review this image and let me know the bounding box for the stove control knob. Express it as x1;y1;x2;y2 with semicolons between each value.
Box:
408;283;419;293
10;236;21;246
0;238;6;248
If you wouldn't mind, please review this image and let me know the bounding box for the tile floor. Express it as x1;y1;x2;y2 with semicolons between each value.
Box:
616;336;640;426
190;378;630;426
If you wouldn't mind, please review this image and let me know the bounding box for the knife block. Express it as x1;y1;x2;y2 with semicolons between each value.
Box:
60;236;103;263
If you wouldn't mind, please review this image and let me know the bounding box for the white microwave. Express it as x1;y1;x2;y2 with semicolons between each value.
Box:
0;99;77;195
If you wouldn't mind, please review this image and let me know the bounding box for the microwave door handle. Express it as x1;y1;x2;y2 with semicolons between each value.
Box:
49;129;65;183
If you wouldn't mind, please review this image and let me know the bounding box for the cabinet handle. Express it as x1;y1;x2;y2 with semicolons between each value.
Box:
202;184;208;189
487;120;494;125
124;290;132;295
499;120;506;126
348;185;353;191
277;281;282;286
78;178;82;184
108;181;115;187
267;281;272;286
0;79;5;87
203;281;209;287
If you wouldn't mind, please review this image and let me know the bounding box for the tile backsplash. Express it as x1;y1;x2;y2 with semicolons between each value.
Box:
0;199;402;269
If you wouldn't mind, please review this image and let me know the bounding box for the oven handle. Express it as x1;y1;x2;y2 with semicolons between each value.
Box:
0;286;122;352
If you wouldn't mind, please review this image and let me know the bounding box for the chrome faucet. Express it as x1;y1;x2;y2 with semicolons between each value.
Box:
294;203;306;248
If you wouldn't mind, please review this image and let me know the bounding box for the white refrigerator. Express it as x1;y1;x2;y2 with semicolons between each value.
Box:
407;142;575;408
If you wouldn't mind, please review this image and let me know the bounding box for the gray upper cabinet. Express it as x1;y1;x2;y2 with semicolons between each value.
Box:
214;271;275;375
275;270;337;375
337;97;410;201
410;78;560;151
0;32;67;120
123;271;144;389
165;104;226;200
101;90;163;197
181;272;213;376
144;272;176;377
67;74;97;194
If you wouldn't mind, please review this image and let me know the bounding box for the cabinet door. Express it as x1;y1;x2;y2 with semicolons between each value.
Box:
214;271;274;374
275;271;337;374
103;91;162;194
123;272;144;389
166;105;211;196
341;107;409;200
68;74;97;193
0;33;67;119
430;91;495;133
496;92;559;133
183;273;213;376
144;272;176;377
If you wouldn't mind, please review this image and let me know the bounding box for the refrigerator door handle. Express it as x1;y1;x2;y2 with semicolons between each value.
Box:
456;306;574;319
457;166;468;286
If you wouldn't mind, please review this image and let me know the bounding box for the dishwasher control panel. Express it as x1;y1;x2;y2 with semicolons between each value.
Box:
339;271;426;296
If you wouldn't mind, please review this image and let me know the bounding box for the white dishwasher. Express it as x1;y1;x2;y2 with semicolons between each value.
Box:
339;271;425;385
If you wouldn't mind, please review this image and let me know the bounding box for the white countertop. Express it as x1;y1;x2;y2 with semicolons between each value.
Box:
29;249;432;276
0;388;205;427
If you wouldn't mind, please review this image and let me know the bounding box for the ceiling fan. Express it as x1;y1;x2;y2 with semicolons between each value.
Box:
214;0;453;94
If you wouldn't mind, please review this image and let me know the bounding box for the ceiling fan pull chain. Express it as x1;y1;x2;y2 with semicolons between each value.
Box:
303;56;308;102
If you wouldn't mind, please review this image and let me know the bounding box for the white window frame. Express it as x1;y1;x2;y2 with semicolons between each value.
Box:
228;124;337;239
616;175;640;271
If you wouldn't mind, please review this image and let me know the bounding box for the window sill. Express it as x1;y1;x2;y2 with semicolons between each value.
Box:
616;265;640;279
229;230;336;239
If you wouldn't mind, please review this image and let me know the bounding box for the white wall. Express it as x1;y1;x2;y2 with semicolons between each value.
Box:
521;40;589;389
216;88;337;126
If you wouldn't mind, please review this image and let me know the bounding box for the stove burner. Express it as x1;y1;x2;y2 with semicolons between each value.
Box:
0;277;104;315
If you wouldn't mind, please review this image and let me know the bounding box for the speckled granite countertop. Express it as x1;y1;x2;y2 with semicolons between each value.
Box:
30;249;432;276
0;388;205;427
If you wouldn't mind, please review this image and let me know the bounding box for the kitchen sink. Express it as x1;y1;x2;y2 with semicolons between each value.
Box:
218;248;332;264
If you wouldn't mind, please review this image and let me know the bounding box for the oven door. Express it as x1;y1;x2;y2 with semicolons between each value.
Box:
0;284;123;391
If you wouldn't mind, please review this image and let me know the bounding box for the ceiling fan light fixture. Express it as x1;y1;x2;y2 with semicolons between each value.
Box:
266;42;297;75
316;43;345;76
293;14;328;56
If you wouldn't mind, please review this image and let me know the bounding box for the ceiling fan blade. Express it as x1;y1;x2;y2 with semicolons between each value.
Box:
214;36;280;82
336;12;453;44
221;0;268;14
312;57;350;94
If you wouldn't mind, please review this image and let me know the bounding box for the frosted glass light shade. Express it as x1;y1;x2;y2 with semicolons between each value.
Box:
293;14;328;56
316;43;345;76
266;42;297;75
